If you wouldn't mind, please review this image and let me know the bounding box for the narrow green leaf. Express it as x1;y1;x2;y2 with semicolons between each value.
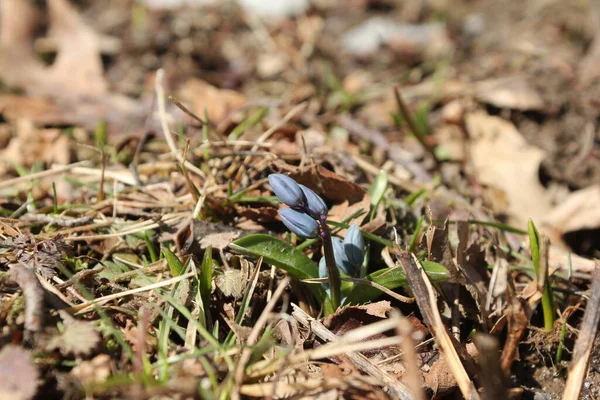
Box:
528;219;541;274
368;170;388;220
143;231;158;263
229;234;318;279
163;247;184;277
200;246;213;312
344;261;449;304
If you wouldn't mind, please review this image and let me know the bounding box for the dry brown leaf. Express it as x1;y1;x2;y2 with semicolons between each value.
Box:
0;345;39;400
423;342;478;397
48;311;100;356
70;354;113;386
474;76;545;111
0;0;140;128
465;111;552;227
46;0;107;97
215;269;247;298
0;0;106;98
178;78;247;125
543;185;600;235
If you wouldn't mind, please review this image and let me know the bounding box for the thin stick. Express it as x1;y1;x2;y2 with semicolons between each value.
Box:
393;87;440;168
154;69;206;178
397;313;425;400
290;304;413;400
67;272;195;314
168;95;208;127
395;249;479;400
562;263;600;400
0;160;89;189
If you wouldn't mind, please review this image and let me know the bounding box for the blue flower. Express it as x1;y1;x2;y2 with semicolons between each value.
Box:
299;184;328;219
344;224;365;274
268;174;306;209
278;208;319;238
332;237;352;275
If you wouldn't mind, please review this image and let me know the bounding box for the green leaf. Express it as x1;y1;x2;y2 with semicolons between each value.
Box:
344;261;449;304
230;234;335;315
200;246;213;312
163;247;184;277
528;219;541;274
368;170;388;220
229;234;318;279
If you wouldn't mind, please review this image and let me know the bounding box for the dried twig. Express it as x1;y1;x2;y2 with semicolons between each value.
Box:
397;313;425;400
290;304;413;400
21;214;94;227
154;68;206;178
562;263;600;400
395;249;480;400
393;87;440;168
0;160;89;190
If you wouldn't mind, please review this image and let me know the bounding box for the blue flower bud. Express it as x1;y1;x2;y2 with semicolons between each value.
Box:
268;174;306;209
332;237;352;275
319;257;331;298
278;208;319;238
344;224;365;270
319;256;328;279
299;184;328;219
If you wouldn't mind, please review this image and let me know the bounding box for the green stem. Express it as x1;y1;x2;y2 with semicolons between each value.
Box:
319;221;341;310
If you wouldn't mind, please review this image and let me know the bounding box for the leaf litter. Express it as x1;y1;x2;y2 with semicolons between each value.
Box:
0;0;599;399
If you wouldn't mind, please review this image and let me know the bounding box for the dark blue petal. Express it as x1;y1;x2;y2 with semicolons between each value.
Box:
299;184;328;219
344;224;365;270
332;237;352;275
278;208;318;238
268;174;306;209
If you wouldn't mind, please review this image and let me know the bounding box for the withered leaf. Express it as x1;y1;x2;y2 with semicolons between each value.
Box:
0;345;39;400
215;269;247;298
48;311;100;356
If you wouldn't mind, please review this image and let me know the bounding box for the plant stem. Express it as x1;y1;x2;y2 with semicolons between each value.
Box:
319;221;341;310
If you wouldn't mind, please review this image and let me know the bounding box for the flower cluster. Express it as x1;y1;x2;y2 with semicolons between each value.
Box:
269;173;366;298
268;174;328;238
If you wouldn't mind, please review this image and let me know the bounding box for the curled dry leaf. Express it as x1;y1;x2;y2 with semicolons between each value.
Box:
0;345;39;400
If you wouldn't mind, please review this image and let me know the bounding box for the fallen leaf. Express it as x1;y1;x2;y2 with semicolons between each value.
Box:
543;185;600;235
0;345;39;400
70;354;113;386
178;78;246;125
48;311;100;356
474;76;545;111
465;111;551;227
0;0;141;129
176;219;249;254
215;269;247;298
